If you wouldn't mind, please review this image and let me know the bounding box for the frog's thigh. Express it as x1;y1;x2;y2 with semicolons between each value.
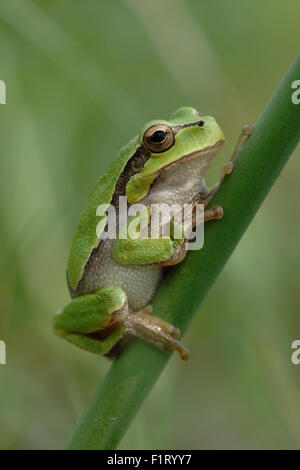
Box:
54;287;127;355
54;286;127;334
113;237;173;265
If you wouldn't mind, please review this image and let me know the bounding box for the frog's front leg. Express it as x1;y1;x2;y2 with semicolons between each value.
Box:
161;205;224;268
165;125;254;264
113;208;184;266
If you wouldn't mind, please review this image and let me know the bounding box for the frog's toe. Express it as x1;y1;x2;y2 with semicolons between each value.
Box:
243;124;254;136
204;206;224;222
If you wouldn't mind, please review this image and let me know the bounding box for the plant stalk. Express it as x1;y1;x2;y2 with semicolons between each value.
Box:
67;53;300;450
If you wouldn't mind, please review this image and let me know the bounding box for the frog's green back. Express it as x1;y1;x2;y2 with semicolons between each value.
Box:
67;136;139;290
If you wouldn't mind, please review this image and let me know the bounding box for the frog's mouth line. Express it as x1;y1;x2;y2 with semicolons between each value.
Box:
159;139;225;173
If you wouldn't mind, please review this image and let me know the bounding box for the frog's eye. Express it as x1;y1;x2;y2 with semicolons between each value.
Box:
143;124;174;153
197;120;205;127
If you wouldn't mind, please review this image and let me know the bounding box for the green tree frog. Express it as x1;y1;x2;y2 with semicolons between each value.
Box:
54;106;252;360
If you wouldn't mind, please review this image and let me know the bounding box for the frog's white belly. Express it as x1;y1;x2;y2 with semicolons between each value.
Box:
78;239;161;311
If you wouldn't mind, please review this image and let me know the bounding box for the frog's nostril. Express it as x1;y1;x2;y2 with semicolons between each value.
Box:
197;120;205;127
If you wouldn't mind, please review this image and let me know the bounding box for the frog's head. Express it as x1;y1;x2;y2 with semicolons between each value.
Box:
126;106;224;204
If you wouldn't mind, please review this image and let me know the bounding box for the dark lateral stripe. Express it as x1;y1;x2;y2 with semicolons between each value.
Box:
112;145;151;205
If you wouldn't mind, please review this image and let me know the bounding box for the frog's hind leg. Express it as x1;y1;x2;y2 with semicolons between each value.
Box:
54;286;188;360
124;306;189;361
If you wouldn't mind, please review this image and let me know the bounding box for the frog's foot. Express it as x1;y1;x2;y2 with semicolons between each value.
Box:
137;306;181;339
124;307;189;361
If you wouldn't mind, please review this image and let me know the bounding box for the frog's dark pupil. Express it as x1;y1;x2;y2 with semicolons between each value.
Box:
150;130;166;142
198;120;205;127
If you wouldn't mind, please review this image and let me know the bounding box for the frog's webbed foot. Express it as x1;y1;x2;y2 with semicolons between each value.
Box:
124;306;189;361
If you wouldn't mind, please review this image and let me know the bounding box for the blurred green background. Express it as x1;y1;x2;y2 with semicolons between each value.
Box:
0;0;299;450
